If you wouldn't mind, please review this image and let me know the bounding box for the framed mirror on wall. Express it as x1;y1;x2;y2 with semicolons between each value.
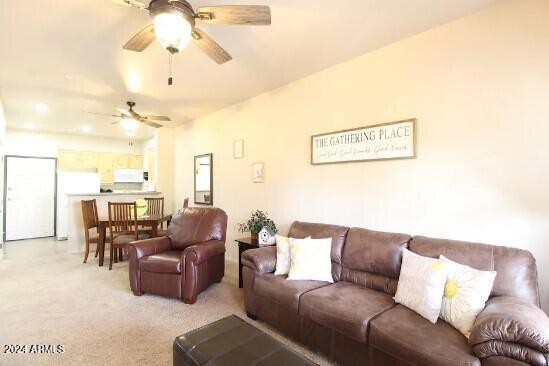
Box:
194;154;213;206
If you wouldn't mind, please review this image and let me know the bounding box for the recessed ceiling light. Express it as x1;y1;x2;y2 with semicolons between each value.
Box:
24;123;37;130
82;125;92;133
35;103;49;113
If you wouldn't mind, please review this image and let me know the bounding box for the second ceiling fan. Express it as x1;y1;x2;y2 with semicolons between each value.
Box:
121;0;271;64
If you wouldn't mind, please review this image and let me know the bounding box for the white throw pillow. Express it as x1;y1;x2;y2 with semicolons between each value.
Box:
394;249;449;323
439;255;497;338
287;238;333;283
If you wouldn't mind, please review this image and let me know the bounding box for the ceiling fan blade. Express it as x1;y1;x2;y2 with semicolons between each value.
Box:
191;28;232;64
114;0;147;9
115;107;131;117
84;111;120;117
197;5;271;25
141;120;163;128
123;24;155;52
142;115;171;121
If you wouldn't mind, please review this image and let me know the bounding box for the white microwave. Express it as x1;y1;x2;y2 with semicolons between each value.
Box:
114;169;144;183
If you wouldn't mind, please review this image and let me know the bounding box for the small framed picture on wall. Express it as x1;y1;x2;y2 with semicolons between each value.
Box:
233;139;244;159
252;162;264;183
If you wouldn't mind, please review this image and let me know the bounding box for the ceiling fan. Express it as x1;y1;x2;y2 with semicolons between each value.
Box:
119;0;271;64
85;101;171;129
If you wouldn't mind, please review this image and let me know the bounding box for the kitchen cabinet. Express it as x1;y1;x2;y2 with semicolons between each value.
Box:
58;150;144;184
112;154;129;169
76;152;98;169
97;153;114;184
128;155;143;169
58;151;80;169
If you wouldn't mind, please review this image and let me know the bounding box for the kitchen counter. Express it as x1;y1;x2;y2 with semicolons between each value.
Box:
64;191;163;253
66;191;162;196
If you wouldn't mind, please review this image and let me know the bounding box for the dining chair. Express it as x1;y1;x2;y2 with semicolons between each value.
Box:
183;198;189;209
81;199;110;264
108;202;151;270
144;197;168;237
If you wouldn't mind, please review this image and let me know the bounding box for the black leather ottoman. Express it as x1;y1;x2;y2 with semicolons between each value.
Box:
173;315;318;366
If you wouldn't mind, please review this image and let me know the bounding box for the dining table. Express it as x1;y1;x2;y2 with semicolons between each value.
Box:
96;214;172;267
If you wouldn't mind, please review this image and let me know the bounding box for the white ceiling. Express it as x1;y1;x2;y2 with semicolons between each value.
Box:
0;0;500;140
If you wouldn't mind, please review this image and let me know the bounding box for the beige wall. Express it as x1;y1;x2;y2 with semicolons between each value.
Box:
174;0;549;310
5;129;145;157
0;97;5;257
156;128;175;214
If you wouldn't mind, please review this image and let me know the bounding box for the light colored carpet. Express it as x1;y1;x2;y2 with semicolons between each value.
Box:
0;239;332;366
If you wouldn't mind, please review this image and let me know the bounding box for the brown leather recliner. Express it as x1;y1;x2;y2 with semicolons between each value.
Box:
128;207;227;304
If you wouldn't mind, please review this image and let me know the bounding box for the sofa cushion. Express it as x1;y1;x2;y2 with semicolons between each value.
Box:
299;282;395;343
341;227;411;295
288;221;349;281
369;304;480;366
140;250;182;274
410;236;540;306
343;227;411;277
254;274;330;312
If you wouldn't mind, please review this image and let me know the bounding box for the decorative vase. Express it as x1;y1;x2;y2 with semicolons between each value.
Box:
251;232;259;243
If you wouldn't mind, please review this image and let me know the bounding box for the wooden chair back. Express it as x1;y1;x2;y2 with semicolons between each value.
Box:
108;202;138;239
145;197;164;217
183;198;189;209
81;199;99;230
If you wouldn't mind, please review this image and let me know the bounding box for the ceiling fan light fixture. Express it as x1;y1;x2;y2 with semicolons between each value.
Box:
121;118;139;132
154;12;192;54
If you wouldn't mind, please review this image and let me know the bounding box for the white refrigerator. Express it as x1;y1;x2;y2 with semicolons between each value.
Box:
56;172;100;240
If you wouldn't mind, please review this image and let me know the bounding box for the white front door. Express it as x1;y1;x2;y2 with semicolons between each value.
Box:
5;157;56;241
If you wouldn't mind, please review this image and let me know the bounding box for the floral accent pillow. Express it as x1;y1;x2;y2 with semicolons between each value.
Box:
274;235;311;275
439;255;497;338
274;235;292;275
287;238;333;283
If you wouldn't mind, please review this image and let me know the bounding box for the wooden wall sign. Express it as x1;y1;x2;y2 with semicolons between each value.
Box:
311;119;416;165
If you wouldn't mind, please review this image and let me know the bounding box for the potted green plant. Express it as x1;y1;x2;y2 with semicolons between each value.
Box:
238;210;278;243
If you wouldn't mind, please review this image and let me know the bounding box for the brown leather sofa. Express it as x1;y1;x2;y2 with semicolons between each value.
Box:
242;221;549;366
129;207;227;304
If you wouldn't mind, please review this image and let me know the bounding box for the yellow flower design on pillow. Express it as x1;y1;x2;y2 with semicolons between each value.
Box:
431;260;443;271
444;279;458;299
440;256;497;338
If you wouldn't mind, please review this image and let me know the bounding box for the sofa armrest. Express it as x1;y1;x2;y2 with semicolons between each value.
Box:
183;240;226;265
129;236;172;260
241;246;276;275
470;296;549;365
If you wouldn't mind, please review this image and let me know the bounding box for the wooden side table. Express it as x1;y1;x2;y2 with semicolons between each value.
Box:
235;237;259;288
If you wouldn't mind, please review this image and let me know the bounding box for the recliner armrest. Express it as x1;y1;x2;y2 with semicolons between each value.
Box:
469;296;549;366
183;240;225;265
241;246;276;275
129;236;172;260
128;236;172;294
